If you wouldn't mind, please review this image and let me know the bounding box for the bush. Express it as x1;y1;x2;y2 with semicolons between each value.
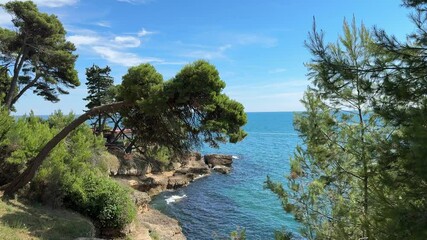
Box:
0;112;51;185
0;108;15;185
1;111;136;231
65;172;136;229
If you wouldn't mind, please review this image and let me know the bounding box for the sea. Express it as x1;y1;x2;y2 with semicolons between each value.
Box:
150;112;301;240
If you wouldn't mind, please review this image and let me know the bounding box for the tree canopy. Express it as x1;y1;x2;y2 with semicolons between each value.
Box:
0;1;79;110
268;2;427;239
267;19;384;239
2;60;248;197
120;60;247;154
83;65;114;132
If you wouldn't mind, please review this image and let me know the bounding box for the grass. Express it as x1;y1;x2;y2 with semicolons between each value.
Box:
0;196;95;240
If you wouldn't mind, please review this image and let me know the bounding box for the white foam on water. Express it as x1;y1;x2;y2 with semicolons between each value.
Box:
165;194;187;204
232;155;239;160
193;174;208;180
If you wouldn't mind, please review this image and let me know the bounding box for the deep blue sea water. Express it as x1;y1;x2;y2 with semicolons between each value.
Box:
150;112;301;240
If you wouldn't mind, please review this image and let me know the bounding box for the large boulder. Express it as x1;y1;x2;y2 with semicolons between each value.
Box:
188;166;211;175
174;167;211;176
138;209;186;240
204;154;233;167
212;165;231;174
131;191;151;213
167;175;191;189
137;177;162;192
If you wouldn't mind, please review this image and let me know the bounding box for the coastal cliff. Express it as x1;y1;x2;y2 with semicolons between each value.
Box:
107;151;235;239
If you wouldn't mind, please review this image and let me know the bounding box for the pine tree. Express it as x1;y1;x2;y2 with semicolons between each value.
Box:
0;1;79;110
370;1;427;238
83;65;114;133
266;19;388;239
2;60;247;198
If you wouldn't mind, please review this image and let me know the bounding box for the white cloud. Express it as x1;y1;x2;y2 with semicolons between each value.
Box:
113;36;141;48
67;27;163;67
0;0;78;7
137;28;155;37
184;44;232;60
93;46;162;67
233;34;278;48
268;68;287;74
96;21;111;28
67;35;100;46
67;33;142;48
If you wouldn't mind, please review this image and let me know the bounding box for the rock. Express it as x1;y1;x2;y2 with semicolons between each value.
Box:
148;186;167;197
131;191;151;212
171;162;182;170
174;167;210;176
181;152;202;166
117;166;143;176
212;165;231;174
167;175;191;189
137;177;160;192
173;168;189;175
138;208;186;240
204;154;233;167
145;164;152;174
189;166;211;175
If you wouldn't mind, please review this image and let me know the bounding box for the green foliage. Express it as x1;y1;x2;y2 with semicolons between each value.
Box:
268;19;388;239
229;227;246;240
84;65;114;110
0;67;11;104
120;60;247;155
1;112;136;230
83;64;115;132
0;113;53;185
270;4;427;239
0;1;79;109
274;228;295;240
0;108;14;184
63;172;136;229
370;1;427;238
120;63;164;102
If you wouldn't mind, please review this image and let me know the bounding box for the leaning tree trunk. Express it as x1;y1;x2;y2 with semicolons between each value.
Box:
2;101;131;198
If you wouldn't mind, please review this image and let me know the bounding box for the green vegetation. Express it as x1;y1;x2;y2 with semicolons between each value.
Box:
267;1;427;239
0;1;79;110
0;112;136;231
84;64;115;132
0;1;247;237
0;199;95;240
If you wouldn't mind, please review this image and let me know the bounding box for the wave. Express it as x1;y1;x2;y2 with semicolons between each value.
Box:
193;174;208;180
165;194;187;204
232;155;239;160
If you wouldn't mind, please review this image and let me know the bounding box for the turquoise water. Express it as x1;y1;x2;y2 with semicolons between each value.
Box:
150;112;301;239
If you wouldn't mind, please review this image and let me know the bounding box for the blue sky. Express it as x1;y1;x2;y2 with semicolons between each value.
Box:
0;0;414;115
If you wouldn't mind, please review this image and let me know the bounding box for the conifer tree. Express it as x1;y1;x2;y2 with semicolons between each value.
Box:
266;19;387;239
2;60;247;198
83;65;114;133
370;1;427;238
0;1;79;111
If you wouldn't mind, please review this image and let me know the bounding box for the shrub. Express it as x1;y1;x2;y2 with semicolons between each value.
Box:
2;111;136;231
65;172;136;229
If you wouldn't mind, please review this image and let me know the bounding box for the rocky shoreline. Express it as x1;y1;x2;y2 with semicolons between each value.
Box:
107;151;235;239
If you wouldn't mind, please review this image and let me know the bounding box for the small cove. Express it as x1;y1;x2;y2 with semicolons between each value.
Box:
151;112;301;239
